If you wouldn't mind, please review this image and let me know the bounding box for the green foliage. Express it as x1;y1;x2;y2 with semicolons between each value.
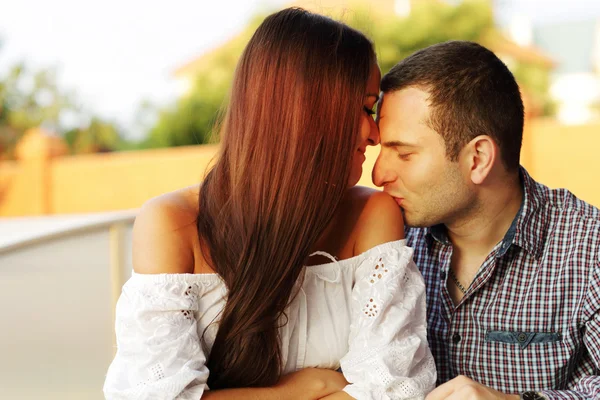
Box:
0;63;73;158
370;0;495;74
511;62;551;115
64;117;124;154
142;73;229;148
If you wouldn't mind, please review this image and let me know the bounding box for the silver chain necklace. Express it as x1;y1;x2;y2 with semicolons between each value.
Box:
448;268;468;295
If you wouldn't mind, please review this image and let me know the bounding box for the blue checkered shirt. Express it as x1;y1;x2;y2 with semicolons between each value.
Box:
406;168;600;399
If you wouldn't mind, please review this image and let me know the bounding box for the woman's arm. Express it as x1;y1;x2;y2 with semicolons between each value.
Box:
331;190;435;399
203;368;348;400
340;248;436;399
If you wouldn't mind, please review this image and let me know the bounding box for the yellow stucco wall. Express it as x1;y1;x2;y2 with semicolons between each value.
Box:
50;145;219;214
0;119;599;217
0;161;28;216
521;118;600;207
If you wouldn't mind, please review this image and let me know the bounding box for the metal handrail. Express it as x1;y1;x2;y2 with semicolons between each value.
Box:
0;209;139;356
0;210;138;254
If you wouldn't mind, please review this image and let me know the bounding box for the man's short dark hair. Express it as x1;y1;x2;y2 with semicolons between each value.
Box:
381;40;524;171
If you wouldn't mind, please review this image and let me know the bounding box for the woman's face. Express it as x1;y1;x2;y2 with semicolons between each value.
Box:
348;63;381;187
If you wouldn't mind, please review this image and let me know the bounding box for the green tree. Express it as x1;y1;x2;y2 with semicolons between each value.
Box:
354;0;495;73
0;62;75;158
141;82;224;148
64;117;124;154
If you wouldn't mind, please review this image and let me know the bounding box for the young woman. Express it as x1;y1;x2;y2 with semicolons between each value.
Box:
104;7;435;400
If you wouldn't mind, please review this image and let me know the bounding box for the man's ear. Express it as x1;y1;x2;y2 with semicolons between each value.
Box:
461;135;497;185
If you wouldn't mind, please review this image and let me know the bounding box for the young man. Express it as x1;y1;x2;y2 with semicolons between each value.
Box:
373;41;600;400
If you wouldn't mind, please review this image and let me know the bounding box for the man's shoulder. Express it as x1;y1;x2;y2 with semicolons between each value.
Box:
533;180;600;233
527;177;600;263
537;181;599;217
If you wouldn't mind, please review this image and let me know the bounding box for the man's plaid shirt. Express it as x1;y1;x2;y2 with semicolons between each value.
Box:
406;168;600;399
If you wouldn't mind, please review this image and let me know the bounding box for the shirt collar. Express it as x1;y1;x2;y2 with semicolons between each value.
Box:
510;167;546;259
423;167;545;259
427;224;450;246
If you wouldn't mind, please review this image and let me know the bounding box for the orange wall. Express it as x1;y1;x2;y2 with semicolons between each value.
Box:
0;119;599;217
521;118;600;207
0;159;52;216
0;161;27;215
50;145;219;214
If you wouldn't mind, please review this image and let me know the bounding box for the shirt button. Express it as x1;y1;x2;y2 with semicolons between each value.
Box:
517;333;527;343
452;333;461;344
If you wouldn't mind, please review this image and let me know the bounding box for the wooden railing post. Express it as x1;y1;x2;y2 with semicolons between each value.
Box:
14;128;68;215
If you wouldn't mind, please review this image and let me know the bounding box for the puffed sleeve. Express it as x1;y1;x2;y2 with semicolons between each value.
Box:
341;241;437;400
103;273;213;400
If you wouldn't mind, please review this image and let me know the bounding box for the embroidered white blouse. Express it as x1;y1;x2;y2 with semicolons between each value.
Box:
103;239;436;399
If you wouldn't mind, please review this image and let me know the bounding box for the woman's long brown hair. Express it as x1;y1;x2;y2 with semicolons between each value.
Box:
197;7;376;389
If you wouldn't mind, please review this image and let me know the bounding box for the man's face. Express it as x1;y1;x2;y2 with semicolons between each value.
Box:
373;87;473;227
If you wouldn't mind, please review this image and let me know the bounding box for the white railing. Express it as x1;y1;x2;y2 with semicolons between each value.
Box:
0;210;137;400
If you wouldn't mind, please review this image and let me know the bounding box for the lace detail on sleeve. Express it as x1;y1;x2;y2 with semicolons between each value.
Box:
341;243;437;400
103;274;217;399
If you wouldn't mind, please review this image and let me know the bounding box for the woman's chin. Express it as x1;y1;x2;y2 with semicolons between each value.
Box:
347;171;362;188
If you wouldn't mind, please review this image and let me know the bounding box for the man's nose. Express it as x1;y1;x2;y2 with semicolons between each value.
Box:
372;154;390;188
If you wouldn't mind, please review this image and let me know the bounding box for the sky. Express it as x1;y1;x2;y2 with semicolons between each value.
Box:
1;0;599;139
495;0;600;24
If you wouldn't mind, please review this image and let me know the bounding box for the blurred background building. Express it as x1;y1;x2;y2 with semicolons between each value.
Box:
535;18;600;124
1;0;599;398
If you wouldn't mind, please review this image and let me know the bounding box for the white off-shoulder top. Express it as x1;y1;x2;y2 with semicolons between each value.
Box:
103;239;436;399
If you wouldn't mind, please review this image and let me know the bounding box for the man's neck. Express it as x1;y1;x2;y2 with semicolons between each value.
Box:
446;174;523;258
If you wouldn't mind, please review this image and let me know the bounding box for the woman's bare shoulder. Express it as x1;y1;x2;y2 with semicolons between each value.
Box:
344;186;405;255
132;186;201;275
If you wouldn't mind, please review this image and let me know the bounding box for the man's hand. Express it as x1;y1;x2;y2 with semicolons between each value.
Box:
426;376;520;400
